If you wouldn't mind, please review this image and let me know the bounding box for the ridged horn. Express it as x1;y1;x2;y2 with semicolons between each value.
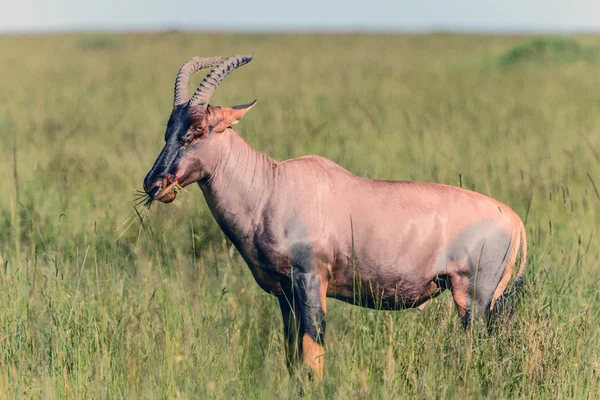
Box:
173;56;223;107
188;53;254;108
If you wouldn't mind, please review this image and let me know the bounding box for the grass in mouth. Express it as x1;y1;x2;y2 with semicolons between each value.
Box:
116;184;188;239
114;189;154;239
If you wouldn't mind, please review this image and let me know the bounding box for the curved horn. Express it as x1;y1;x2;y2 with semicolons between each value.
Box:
189;53;254;108
173;56;223;107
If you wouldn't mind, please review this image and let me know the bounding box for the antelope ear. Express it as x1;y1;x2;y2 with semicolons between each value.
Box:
207;100;257;133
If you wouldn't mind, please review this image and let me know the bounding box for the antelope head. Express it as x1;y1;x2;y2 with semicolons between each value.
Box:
143;54;256;203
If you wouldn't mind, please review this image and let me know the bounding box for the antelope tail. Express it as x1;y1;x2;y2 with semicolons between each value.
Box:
514;221;528;284
488;221;528;323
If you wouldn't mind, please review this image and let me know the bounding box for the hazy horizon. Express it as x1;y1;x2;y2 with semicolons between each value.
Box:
2;0;600;34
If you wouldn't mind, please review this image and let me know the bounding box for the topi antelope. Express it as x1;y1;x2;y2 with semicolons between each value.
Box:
143;54;528;379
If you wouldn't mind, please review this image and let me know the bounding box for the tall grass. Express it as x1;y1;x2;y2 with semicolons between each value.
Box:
0;32;599;398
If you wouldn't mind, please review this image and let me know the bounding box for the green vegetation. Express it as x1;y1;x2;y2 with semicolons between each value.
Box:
499;37;597;65
0;32;599;398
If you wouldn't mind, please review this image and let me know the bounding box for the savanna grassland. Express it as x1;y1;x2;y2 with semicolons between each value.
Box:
0;32;600;399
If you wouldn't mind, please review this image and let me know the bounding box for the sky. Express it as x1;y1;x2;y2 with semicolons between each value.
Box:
1;0;600;33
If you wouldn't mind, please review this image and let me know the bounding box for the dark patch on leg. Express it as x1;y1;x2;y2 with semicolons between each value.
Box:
285;217;327;379
278;293;300;374
290;242;326;346
299;294;326;346
290;241;312;273
463;309;472;330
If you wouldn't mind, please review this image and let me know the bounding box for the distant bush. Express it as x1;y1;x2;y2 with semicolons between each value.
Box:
77;35;122;50
499;37;594;66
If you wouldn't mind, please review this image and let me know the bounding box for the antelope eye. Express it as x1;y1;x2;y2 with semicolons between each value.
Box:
195;125;203;131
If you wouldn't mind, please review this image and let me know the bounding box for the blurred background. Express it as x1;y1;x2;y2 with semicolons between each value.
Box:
0;0;600;33
2;0;600;33
1;1;600;399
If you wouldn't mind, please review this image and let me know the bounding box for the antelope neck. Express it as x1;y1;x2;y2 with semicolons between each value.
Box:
199;129;276;238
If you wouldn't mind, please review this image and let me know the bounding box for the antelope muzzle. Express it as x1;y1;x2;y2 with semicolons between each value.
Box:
143;139;182;203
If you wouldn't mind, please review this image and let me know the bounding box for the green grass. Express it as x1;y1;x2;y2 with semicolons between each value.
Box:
498;37;598;66
0;32;599;399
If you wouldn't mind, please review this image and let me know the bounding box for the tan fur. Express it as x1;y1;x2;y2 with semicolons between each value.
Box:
301;334;324;380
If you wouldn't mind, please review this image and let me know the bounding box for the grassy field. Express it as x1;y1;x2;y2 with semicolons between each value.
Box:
0;32;599;399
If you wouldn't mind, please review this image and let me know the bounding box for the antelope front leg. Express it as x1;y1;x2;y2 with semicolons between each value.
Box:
279;261;328;380
295;268;327;379
278;293;301;374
